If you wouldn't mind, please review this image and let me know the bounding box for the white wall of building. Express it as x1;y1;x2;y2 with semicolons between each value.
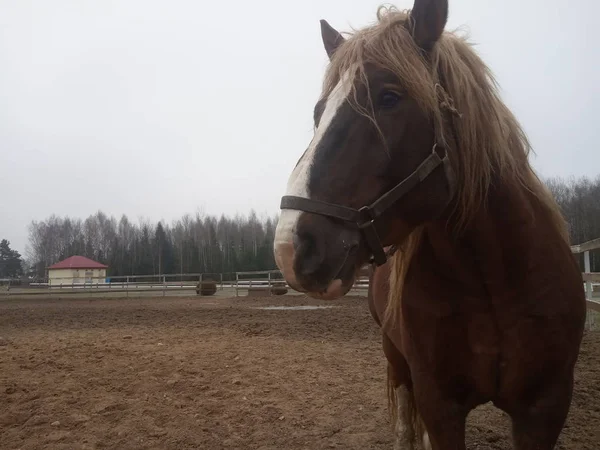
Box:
48;268;107;286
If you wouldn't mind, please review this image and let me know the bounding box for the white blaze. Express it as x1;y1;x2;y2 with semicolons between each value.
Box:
274;70;354;247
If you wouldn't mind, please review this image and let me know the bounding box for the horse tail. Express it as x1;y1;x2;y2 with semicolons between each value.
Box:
387;363;428;449
387;362;399;425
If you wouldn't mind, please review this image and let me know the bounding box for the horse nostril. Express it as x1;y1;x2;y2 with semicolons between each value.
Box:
342;239;359;253
295;232;325;278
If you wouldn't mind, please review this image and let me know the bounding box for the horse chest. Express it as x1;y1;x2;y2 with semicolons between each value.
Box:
465;311;501;356
402;300;500;356
370;265;502;400
369;263;501;358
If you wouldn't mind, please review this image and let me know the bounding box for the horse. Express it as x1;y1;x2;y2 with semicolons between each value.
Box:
272;1;587;449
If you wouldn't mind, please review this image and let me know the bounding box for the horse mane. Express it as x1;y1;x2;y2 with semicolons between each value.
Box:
319;5;569;325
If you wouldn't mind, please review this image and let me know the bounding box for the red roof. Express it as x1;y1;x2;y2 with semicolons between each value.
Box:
48;255;108;270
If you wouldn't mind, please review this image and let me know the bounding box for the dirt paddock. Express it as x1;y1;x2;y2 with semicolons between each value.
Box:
0;295;598;449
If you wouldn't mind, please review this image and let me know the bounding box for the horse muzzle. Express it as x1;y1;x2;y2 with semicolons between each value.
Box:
274;211;361;299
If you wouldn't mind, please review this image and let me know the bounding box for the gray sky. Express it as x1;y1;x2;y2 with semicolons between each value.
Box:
1;0;598;255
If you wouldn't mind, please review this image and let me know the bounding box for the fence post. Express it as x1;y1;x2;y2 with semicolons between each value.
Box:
268;271;272;296
584;250;594;331
584;250;592;300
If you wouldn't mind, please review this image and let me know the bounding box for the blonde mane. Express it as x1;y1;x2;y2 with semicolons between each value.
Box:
319;6;569;325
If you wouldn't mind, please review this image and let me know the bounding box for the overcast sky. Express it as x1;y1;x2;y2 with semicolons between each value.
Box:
1;0;598;255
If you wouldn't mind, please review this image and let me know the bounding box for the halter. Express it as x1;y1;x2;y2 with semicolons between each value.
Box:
280;142;455;266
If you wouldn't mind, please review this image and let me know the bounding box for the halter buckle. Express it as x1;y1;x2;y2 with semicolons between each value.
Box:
357;206;387;266
357;206;376;228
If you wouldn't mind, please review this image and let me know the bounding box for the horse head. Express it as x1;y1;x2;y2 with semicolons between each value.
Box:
274;0;457;299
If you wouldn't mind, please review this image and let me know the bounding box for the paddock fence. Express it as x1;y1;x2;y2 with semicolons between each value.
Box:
232;267;370;296
1;238;598;310
570;238;600;331
0;265;372;299
0;272;226;298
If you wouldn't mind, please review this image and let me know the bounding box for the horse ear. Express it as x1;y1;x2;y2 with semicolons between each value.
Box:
408;0;448;51
320;19;345;60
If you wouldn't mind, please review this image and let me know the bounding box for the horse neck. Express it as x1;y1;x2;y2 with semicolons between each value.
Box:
423;179;568;297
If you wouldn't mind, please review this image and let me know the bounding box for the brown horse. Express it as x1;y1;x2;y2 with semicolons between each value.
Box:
273;1;586;449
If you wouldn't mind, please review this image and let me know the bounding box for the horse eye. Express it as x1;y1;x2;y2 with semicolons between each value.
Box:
379;91;401;109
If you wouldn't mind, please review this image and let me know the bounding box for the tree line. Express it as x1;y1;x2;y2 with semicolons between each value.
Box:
545;175;600;271
13;175;600;280
25;210;278;279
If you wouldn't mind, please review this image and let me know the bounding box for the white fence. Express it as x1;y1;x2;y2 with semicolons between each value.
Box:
1;239;598;307
570;238;600;319
0;272;224;298
234;270;284;296
232;268;370;296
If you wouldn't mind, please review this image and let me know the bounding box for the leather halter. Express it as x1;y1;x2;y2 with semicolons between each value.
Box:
280;143;455;266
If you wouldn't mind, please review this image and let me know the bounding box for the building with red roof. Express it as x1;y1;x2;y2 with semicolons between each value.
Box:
48;255;108;286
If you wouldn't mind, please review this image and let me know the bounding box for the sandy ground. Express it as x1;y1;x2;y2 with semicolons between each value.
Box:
0;295;598;450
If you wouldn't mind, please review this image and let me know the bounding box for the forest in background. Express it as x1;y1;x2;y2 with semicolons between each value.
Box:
24;210;277;279
6;174;600;280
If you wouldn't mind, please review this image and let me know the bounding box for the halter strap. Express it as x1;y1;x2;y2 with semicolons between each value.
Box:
280;76;459;268
280;143;453;266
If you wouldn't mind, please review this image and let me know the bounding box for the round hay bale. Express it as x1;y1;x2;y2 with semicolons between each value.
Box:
196;280;217;296
270;281;288;296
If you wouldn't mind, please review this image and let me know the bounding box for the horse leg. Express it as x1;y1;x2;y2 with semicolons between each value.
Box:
411;381;468;450
384;334;430;450
509;375;573;450
388;369;431;450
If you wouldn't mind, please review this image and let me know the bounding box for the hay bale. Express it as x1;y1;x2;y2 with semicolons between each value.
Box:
196;280;217;296
270;282;288;295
